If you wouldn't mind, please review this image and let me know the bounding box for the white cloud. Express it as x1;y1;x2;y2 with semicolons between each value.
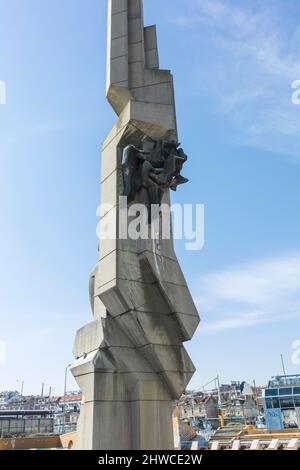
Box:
168;0;300;156
195;251;300;333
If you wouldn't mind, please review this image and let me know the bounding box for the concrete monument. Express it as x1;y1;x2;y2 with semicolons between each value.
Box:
71;0;200;450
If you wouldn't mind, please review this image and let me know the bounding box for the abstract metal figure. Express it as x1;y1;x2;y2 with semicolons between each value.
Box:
121;140;189;209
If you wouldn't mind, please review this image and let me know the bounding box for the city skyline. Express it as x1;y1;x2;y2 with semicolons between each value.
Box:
1;0;300;395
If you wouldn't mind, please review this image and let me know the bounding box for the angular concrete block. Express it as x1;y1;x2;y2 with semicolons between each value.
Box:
144;25;159;69
98;250;117;287
93;372;130;402
173;312;200;342
141;252;188;286
110;11;128;40
100;169;119;208
131;399;174;450
144;25;158;51
101;138;121;183
110;0;127;15
115;310;183;347
93;295;107;320
73;320;104;358
101;313;135;348
161;370;195;399
91;401;132;450
145;49;159;70
97;280;128;315
130;375;171;401
99;233;117;263
111;36;128;60
110;55;129;84
128;42;144;64
160;281;199;316
128;0;143;19
128;18;144;45
132;82;174;106
94;345;154;374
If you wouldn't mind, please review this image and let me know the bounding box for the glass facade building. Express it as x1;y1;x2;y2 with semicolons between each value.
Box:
263;375;300;430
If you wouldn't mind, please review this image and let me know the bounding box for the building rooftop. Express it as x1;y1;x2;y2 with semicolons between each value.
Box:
59;393;82;403
268;375;300;388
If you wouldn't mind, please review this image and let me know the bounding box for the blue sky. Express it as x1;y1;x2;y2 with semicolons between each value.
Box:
0;0;300;396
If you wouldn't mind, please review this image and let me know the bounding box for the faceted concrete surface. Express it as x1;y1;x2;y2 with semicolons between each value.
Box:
71;0;200;450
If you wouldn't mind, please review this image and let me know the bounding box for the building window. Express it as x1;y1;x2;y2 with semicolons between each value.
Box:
293;387;300;395
279;388;292;396
271;398;280;408
294;397;300;407
265;398;273;409
265;398;280;409
265;389;278;397
280;398;294;409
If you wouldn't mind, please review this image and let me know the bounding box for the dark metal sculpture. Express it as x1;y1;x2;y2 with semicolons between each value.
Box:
121;140;189;209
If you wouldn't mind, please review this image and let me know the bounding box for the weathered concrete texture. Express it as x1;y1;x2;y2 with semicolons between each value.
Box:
106;0;177;139
71;0;200;450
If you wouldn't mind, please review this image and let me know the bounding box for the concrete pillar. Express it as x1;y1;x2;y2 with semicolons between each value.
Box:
71;0;200;450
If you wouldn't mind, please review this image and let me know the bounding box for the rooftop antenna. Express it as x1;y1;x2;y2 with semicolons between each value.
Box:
280;354;287;376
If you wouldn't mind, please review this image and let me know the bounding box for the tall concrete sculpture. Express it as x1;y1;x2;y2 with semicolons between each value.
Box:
71;0;200;450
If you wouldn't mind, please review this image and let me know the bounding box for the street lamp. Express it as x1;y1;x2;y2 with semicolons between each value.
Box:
62;363;72;434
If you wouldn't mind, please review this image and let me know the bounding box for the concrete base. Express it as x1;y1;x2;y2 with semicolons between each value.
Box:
75;393;173;450
72;344;175;450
